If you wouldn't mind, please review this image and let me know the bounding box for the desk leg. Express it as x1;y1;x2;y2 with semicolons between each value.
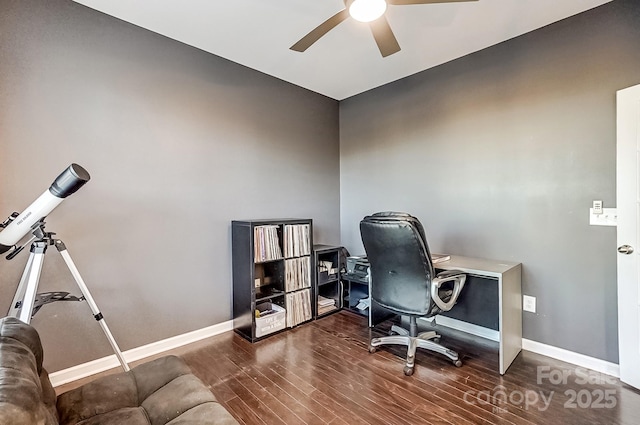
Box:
499;265;523;374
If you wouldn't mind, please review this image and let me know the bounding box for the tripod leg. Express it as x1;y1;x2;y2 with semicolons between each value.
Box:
8;251;37;318
54;239;130;372
9;242;47;323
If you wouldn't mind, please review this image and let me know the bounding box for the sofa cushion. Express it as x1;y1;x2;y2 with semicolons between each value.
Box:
142;374;215;425
74;407;149;425
55;368;139;423
0;316;58;425
57;355;239;425
165;403;240;425
132;355;193;402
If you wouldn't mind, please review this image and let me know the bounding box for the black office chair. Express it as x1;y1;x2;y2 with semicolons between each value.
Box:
360;212;467;376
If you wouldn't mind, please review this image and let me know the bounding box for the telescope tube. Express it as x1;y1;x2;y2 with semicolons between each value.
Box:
0;164;90;254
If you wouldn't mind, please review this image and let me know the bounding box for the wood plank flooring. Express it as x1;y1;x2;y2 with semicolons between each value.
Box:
57;311;640;424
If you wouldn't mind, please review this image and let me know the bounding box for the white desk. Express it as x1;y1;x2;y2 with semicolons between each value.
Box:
347;254;522;374
435;255;522;375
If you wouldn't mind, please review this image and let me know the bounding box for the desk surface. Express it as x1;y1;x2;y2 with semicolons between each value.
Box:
436;255;521;278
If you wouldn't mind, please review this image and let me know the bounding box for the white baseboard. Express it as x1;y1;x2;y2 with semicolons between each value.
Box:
51;317;621;387
522;338;620;378
50;320;233;387
418;317;620;378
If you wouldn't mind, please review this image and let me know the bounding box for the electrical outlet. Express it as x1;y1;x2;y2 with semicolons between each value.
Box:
523;295;536;313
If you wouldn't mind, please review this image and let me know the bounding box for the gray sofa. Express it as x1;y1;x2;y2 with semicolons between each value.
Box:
0;316;238;425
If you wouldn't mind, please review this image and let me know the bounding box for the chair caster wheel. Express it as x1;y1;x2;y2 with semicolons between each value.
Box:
433;337;441;343
454;360;462;367
369;345;377;354
403;366;414;376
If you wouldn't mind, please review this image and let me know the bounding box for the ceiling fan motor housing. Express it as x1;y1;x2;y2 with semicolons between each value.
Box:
346;0;388;23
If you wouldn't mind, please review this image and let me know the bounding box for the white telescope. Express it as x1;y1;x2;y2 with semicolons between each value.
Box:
3;163;129;371
0;164;90;255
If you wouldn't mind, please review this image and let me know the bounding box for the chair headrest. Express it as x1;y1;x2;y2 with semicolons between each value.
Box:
362;212;428;245
369;211;412;218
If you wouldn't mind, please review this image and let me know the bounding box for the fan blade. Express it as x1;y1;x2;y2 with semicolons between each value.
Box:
369;15;401;57
388;0;478;5
290;9;350;52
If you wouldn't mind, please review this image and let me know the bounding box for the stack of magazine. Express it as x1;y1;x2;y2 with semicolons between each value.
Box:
317;295;336;315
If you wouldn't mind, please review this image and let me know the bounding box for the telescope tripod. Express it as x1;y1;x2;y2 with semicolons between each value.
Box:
7;222;130;371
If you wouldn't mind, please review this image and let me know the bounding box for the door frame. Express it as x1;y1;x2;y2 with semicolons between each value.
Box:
616;83;640;389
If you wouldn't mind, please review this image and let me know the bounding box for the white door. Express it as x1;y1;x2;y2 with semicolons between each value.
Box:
617;83;640;390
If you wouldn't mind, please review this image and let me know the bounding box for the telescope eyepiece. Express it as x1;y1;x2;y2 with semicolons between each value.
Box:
48;163;91;199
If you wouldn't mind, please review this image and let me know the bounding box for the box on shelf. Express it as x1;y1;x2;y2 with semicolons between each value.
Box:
255;302;286;338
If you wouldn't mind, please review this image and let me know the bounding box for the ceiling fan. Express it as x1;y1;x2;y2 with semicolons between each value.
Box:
290;0;478;58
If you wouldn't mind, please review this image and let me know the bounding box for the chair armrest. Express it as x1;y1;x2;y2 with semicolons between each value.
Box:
431;270;467;312
435;269;466;280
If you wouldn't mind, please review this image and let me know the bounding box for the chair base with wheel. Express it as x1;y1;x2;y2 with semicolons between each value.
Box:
369;317;462;376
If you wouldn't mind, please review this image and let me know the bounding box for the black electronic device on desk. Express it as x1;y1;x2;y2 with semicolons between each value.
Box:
346;256;369;280
342;256;392;326
343;256;369;314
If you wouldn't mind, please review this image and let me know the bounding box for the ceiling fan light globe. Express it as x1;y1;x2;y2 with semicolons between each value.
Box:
349;0;387;23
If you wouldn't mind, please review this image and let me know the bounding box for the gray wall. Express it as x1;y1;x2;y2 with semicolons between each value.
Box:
2;0;637;373
0;0;340;371
340;0;640;363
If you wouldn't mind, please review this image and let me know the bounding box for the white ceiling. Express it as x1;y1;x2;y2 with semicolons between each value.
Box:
72;0;612;100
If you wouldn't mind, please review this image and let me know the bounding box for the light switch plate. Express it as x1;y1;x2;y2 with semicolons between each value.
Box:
593;200;603;214
589;208;617;226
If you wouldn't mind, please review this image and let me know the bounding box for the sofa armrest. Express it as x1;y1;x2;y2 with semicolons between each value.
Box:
0;317;58;425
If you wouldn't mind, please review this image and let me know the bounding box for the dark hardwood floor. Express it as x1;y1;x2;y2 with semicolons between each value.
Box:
57;311;640;424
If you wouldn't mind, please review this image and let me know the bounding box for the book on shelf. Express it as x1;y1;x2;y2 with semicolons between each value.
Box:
284;257;311;292
431;254;450;264
285;288;312;327
254;225;282;262
283;224;311;258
